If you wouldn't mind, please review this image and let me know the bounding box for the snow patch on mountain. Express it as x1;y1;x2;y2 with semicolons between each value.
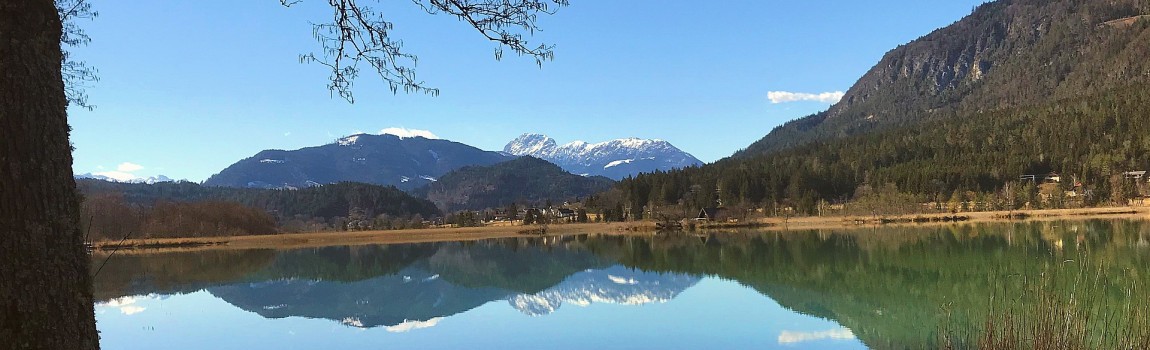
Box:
604;159;634;169
341;317;365;328
337;134;362;146
608;275;639;285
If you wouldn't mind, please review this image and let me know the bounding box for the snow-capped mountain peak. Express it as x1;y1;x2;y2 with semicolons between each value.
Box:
504;133;557;156
503;133;702;180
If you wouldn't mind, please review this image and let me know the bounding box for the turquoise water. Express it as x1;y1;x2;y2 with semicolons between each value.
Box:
92;220;1150;349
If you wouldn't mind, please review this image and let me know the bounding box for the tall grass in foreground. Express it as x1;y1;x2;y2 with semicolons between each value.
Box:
940;258;1150;350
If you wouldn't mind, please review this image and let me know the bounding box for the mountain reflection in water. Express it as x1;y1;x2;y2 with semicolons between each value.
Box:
95;236;701;330
207;265;698;328
93;220;1150;349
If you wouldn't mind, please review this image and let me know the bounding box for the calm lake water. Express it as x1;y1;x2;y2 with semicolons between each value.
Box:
93;220;1150;349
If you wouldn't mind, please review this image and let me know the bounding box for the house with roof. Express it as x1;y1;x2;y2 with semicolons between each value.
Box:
695;207;726;221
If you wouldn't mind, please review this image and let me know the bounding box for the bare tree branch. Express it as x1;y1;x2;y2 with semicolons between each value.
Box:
413;0;567;64
282;0;567;103
56;0;99;110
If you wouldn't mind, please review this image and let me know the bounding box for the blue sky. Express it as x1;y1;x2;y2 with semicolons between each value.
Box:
69;0;989;182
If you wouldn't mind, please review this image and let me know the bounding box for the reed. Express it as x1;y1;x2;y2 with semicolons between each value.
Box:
942;258;1150;349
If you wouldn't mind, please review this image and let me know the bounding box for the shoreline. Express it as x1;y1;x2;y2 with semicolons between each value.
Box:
91;206;1150;253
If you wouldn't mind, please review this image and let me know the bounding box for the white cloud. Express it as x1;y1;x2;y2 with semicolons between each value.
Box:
92;162;145;182
767;91;845;104
98;296;147;315
380;127;439;139
778;328;856;344
385;318;443;333
116;162;144;172
86;162;173;183
120;306;146;315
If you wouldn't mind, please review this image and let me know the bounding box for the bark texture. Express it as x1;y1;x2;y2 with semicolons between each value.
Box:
0;0;100;349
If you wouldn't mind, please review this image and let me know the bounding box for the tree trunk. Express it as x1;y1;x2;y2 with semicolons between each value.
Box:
0;0;99;349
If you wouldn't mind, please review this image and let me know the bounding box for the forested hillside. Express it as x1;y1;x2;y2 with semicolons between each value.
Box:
596;0;1150;217
417;156;615;212
740;0;1150;155
609;85;1150;216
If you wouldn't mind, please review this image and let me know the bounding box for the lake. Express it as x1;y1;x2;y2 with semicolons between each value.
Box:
92;220;1150;349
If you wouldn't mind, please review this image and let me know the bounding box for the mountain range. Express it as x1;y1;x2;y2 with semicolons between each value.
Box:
200;132;698;210
504;133;703;180
203;133;513;191
210;264;698;328
205;132;701;191
193;240;697;329
76;173;174;184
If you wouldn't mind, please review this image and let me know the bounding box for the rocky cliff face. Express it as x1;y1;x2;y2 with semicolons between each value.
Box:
740;0;1150;155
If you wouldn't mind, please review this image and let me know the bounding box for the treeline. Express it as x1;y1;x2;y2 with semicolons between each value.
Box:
441;206;591;227
77;180;442;238
81;193;277;240
602;85;1150;216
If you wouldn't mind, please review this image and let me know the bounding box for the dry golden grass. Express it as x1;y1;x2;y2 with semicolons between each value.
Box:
92;221;654;253
92;206;1150;252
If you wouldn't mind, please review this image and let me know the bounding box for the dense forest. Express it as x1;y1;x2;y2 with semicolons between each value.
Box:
78;179;441;240
601;85;1150;217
